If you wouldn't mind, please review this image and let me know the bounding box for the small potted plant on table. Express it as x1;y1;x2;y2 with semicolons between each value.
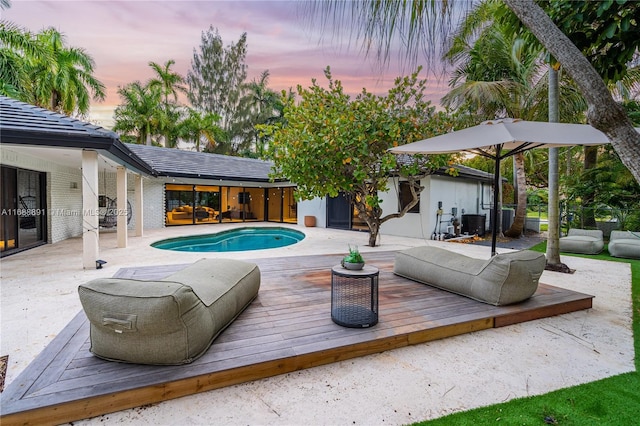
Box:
341;245;365;270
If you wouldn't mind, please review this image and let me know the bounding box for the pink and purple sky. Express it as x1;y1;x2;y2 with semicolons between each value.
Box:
4;0;449;127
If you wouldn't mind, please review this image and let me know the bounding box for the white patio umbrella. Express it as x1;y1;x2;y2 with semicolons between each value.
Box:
389;118;613;255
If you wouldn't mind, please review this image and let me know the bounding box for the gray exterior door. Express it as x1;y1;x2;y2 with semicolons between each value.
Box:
327;193;351;229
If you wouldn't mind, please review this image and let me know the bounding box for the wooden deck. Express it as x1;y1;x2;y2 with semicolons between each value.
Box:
0;251;594;426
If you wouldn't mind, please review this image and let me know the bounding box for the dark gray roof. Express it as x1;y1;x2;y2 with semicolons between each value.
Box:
394;153;497;183
126;143;283;183
0;96;154;175
441;164;498;183
1;95;117;138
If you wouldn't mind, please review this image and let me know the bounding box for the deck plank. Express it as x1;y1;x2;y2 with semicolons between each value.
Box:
0;251;593;425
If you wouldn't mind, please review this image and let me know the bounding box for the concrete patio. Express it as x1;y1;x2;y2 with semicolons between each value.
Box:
0;224;634;425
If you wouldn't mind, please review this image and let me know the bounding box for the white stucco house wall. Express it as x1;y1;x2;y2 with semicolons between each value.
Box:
296;166;496;241
380;173;493;240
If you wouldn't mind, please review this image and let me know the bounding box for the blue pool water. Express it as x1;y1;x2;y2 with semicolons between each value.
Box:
151;227;305;252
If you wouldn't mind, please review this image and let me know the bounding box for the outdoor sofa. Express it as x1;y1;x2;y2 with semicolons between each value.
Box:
78;258;260;365
167;205;217;222
559;228;604;255
608;230;640;259
167;205;194;221
393;246;546;306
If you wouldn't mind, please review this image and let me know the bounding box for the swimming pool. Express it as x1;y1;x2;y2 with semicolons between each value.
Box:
151;227;305;252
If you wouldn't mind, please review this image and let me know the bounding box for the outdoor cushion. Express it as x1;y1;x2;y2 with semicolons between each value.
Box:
608;230;640;259
559;228;604;254
393;246;546;306
78;258;260;365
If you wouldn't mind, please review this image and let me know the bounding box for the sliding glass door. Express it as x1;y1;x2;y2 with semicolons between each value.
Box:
1;166;47;256
164;183;296;226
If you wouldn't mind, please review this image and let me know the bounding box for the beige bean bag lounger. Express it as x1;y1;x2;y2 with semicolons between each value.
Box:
559;228;604;255
394;246;546;306
608;230;640;259
78;258;260;365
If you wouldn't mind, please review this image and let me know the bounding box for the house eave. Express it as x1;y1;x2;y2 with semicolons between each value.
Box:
0;129;157;176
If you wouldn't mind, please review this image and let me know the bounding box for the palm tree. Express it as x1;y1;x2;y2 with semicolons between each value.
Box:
148;59;185;106
113;81;165;145
148;59;186;145
241;70;285;157
1;23;104;115
178;107;225;152
445;19;549;234
28;27;105;115
442;4;586;239
0;21;49;101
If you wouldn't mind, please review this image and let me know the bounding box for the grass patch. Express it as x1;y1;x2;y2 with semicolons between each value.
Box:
416;243;639;426
420;374;639;426
526;211;548;220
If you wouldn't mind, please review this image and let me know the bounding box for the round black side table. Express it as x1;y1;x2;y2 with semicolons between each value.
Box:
331;264;379;328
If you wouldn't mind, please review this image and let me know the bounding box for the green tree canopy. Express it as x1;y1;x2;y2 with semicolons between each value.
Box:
1;21;46;99
177;107;225;152
261;67;455;246
544;0;640;83
147;59;186;147
30;28;105;114
113;58;227;151
187;26;249;154
239;70;287;158
113;81;164;145
0;23;104;115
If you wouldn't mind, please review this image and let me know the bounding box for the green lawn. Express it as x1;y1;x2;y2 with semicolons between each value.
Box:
416;242;639;425
526;210;548;220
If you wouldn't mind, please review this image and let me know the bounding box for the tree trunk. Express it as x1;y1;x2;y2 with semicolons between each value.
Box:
546;66;564;268
547;147;563;268
582;146;598;228
545;66;573;272
361;209;380;247
50;91;60;112
368;221;379;247
495;151;503;238
504;0;640;186
353;193;381;248
504;152;527;237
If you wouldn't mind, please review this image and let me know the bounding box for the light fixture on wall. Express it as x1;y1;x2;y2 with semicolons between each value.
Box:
70;182;78;189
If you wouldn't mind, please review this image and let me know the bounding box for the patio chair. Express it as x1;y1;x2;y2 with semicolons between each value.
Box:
559;228;604;255
195;208;209;221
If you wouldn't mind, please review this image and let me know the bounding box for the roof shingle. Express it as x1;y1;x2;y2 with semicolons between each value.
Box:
125;143;281;182
0;95;117;139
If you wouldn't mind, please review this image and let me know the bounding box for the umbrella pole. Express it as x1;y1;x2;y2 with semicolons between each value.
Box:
491;151;501;256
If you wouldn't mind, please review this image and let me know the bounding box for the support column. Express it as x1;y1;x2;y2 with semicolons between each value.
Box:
116;166;128;248
135;175;143;237
82;150;99;269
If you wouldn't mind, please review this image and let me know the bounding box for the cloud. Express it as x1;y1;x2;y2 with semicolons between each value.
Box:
5;0;448;109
